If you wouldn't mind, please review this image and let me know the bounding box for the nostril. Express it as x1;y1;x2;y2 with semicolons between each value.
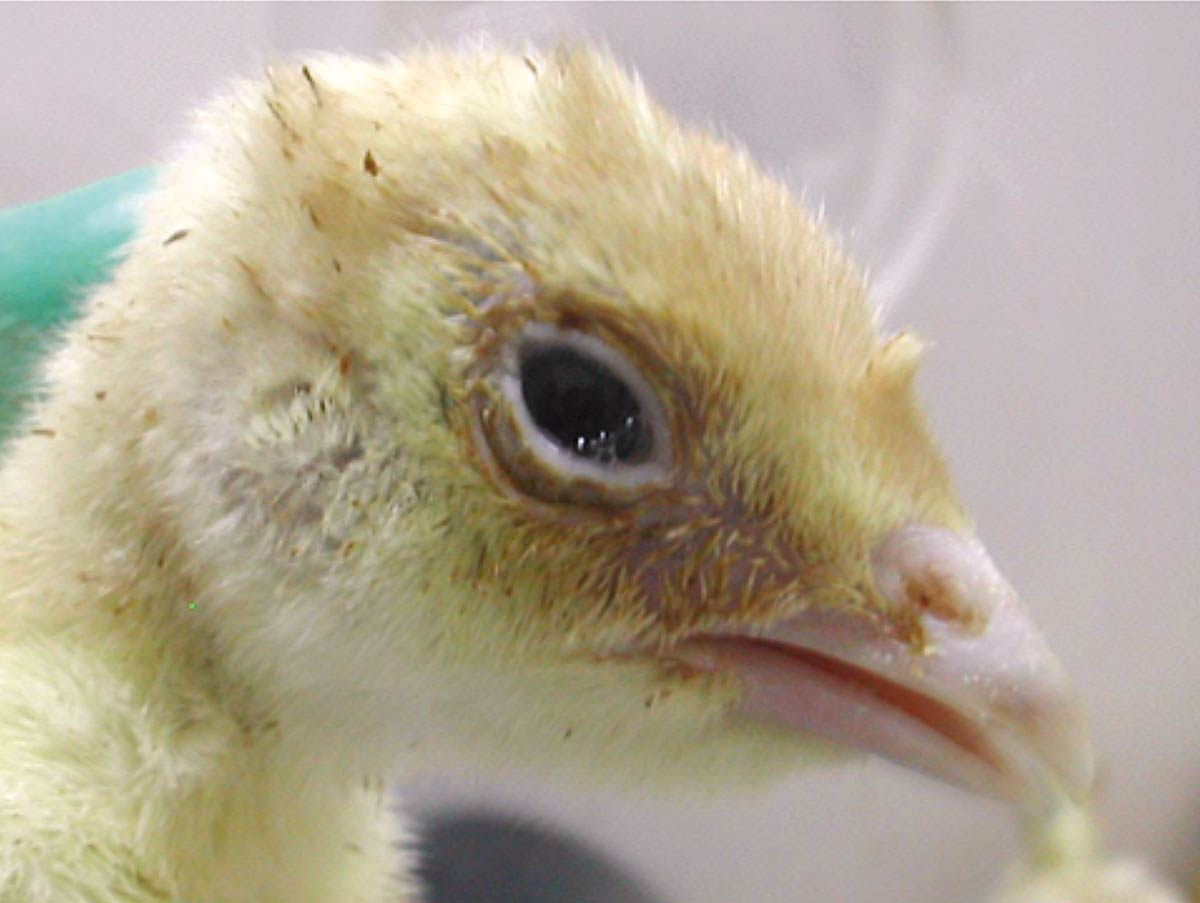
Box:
871;524;1005;634
904;570;970;624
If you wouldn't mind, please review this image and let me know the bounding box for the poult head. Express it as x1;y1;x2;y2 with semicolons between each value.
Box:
89;47;1088;798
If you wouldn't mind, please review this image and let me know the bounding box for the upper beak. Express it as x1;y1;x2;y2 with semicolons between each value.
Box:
675;524;1093;804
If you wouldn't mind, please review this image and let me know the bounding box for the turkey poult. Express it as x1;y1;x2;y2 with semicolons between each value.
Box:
0;46;1122;902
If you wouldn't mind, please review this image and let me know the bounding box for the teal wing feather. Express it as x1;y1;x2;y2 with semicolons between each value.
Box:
0;168;157;441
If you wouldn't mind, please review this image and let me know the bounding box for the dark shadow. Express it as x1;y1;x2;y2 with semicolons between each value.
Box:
416;809;666;903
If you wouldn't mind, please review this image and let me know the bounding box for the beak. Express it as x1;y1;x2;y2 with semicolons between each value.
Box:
676;525;1093;803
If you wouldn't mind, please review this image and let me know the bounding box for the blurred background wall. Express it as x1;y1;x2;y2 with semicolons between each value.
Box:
3;4;1198;902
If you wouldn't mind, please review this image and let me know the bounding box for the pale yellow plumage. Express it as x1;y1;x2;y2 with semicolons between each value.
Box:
0;46;1177;903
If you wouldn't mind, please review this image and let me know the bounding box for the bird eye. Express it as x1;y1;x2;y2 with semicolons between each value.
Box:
481;323;672;500
519;345;652;465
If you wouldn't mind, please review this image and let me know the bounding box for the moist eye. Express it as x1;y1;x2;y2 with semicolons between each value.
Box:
519;345;653;464
478;323;672;501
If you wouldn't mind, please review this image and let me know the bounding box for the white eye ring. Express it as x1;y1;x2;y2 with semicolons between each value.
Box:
494;323;672;490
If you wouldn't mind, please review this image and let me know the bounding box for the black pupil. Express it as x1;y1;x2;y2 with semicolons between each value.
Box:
519;345;651;465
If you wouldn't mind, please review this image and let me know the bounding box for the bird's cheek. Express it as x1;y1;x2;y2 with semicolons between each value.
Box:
603;503;838;637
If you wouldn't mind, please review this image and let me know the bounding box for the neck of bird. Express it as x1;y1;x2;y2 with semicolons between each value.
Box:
2;438;416;901
1;404;412;778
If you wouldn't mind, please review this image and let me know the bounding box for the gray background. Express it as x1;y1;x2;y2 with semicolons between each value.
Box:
3;4;1198;902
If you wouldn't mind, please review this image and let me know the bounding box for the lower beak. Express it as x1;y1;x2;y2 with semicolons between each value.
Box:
675;525;1093;804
